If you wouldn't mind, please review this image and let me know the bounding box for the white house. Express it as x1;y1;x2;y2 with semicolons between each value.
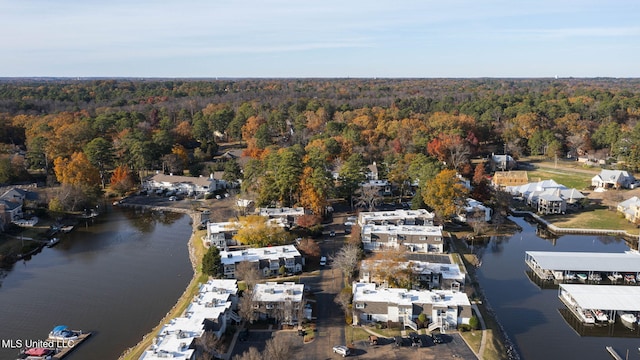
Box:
457;198;492;223
140;279;239;360
591;169;636;189
361;224;445;253
220;245;304;279
617;196;640;224
351;282;471;331
359;259;465;292
358;209;435;226
144;173;220;196
251;282;308;324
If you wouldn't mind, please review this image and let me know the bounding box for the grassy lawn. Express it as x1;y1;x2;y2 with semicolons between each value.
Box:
544;206;638;233
459;329;482;353
526;168;593;190
120;225;207;360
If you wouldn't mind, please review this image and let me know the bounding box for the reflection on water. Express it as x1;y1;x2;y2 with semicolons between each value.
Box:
558;309;640;338
0;207;193;360
475;216;640;360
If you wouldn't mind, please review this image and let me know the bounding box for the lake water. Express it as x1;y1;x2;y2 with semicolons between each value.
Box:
0;206;193;360
475;216;640;360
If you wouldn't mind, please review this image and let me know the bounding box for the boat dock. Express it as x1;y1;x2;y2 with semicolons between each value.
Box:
525;251;640;284
558;284;640;327
51;332;91;359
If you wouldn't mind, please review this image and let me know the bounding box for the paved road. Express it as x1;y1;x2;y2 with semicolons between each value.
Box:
298;235;347;359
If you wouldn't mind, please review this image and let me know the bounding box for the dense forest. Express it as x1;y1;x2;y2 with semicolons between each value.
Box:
1;78;639;216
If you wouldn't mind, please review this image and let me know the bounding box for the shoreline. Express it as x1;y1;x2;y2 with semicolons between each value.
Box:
117;205;204;360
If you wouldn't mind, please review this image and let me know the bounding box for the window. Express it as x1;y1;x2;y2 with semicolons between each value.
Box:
355;303;365;309
266;304;274;309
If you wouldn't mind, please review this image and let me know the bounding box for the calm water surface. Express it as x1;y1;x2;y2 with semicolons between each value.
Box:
0;207;192;360
476;216;640;360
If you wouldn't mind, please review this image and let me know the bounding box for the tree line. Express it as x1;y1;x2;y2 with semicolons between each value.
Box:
0;78;639;214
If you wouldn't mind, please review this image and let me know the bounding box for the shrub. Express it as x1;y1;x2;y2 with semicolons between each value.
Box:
469;315;479;330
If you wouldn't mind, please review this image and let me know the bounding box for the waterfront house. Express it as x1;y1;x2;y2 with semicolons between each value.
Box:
251;282;308;325
219;245;304;279
507;180;584;214
456;198;492;223
351;282;471;331
359;259;465;292
140;279;239;360
591;169;636;189
617;196;640;224
144;173;220;196
361;224;445;253
204;222;238;249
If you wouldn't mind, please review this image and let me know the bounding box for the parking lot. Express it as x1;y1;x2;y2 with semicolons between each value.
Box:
344;332;478;360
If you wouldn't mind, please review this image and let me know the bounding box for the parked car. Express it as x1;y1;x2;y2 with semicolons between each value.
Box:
319;256;327;266
409;332;420;347
332;345;350;357
329;230;336;237
168;196;177;201
394;336;407;347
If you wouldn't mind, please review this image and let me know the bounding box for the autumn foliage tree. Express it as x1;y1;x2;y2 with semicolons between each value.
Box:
423;169;469;221
231;215;291;247
110;164;135;196
53;152;102;210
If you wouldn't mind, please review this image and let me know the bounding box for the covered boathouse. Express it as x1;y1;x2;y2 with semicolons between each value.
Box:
558;284;640;326
525;251;640;283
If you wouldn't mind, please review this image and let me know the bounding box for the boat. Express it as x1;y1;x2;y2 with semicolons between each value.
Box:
579;309;595;324
608;273;622;282
619;312;637;329
593;310;608;322
576;273;587;282
60;225;74;233
565;272;577;281
623;274;636;284
16;347;56;360
48;325;81;341
46;238;59;248
588;273;602;282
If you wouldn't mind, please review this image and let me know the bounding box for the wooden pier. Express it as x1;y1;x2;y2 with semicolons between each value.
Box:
51;332;92;359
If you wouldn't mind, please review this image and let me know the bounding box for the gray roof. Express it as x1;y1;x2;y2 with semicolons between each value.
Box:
526;251;640;272
560;284;640;311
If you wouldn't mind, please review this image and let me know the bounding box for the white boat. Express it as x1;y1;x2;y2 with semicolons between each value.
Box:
588;273;602;281
624;274;636;284
579;309;595;324
46;238;60;248
593;310;608;322
48;325;81;341
619;312;637;329
60;225;74;233
576;273;587;282
565;272;576;281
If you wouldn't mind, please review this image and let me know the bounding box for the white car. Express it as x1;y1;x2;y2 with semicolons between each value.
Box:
344;221;355;226
332;345;350;357
320;256;327;266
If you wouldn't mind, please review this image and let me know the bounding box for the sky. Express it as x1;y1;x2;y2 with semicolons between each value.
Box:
1;0;639;78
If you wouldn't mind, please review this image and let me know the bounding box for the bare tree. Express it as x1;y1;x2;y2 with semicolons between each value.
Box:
235;261;262;290
237;290;258;324
296;238;320;260
265;335;298;360
232;346;262;360
334;286;353;315
354;185;382;211
332;243;362;285
194;330;225;360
